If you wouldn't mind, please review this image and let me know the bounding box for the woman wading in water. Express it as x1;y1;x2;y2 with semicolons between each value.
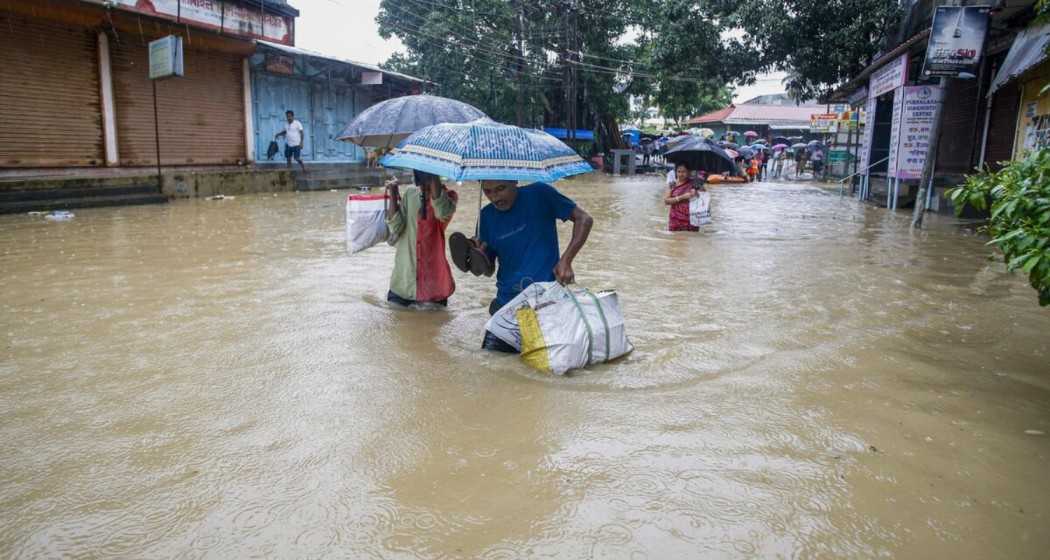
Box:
664;163;704;232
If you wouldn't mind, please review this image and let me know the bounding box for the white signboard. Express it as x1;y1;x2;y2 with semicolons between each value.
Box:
114;0;293;45
887;89;904;178
859;94;877;170
891;85;944;179
149;35;183;79
870;54;908;98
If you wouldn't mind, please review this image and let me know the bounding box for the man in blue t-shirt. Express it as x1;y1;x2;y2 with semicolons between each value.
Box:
474;180;593;352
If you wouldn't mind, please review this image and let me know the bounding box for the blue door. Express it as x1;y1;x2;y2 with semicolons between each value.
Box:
252;71;367;164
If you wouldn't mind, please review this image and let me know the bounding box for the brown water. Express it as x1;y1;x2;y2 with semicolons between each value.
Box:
1;175;1048;559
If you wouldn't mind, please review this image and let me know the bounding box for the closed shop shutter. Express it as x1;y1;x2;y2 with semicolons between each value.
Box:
982;82;1020;169
0;14;103;167
111;39;244;166
936;78;980;173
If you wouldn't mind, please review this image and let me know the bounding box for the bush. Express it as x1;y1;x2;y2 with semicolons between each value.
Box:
946;149;1050;306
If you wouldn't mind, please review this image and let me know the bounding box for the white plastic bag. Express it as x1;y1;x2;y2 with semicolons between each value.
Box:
345;193;389;254
485;282;633;375
689;191;711;227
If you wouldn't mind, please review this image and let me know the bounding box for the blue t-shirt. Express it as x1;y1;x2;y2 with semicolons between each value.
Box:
479;182;577;307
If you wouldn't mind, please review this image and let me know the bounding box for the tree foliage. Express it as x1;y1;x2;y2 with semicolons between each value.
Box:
375;0;901;139
947;150;1050;307
722;0;901;100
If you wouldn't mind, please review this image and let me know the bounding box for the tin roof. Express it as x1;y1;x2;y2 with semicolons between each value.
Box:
257;41;428;85
686;103;826;127
989;22;1050;95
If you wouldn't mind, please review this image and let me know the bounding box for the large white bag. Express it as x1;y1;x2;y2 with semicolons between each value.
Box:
345;193;389;254
689;191;712;227
485;282;633;375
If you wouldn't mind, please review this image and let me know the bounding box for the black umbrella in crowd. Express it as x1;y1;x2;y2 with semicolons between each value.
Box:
737;146;756;159
663;137;737;174
772;136;790;146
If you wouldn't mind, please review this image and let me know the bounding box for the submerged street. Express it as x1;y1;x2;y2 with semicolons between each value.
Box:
2;175;1048;558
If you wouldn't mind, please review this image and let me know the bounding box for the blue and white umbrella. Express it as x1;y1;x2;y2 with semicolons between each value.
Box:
379;119;593;183
337;94;488;148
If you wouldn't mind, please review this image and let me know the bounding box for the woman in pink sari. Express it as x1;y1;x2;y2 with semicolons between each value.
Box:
664;163;702;232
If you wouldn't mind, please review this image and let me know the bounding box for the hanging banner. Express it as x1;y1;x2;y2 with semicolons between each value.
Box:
922;6;991;79
891;85;944;179
870;54;908;98
113;0;294;45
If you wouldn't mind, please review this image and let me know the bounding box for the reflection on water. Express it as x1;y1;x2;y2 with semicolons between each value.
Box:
1;177;1048;558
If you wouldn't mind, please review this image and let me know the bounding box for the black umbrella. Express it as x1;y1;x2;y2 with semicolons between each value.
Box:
772;136;790;146
663;137;736;174
737;146;756;159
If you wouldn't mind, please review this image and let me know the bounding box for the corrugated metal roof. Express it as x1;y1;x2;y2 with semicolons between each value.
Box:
989;23;1050;95
685;106;735;125
724;103;827;125
686;103;826;126
256;40;428;84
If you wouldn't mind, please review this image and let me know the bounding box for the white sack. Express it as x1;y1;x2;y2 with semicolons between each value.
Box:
689;191;712;227
345;193;389;254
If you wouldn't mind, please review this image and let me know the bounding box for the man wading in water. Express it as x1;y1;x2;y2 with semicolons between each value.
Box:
449;180;593;353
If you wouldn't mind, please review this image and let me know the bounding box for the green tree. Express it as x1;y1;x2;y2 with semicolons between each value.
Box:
722;0;901;100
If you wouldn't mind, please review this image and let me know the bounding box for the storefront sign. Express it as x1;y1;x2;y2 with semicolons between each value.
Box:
922;6;991;78
870;54;908;98
848;86;869;106
810;114;838;132
891;85;944;179
114;0;294;45
149;35;183;79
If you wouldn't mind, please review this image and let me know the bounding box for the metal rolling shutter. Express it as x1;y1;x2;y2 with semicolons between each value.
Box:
0;14;103;167
982;82;1021;169
111;39;245;166
936;78;980;173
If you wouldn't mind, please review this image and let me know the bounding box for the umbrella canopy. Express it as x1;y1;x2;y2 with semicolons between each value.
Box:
724;149;739;159
720;142;740;150
737;146;756;159
772;143;788;150
787;136;804;143
663;137;736;174
743;130;759;137
751;139;767;145
791;143;808;150
379;120;592;183
698;128;715;139
807;139;823;146
772;136;790;146
337;95;488;148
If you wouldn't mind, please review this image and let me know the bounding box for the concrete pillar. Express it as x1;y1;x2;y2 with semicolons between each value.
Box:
97;32;118;166
242;59;255;163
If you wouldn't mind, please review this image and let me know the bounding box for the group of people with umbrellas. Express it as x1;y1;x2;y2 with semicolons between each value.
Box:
338;95;593;353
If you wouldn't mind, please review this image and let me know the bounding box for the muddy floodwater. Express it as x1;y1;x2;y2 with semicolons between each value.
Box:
1;175;1048;559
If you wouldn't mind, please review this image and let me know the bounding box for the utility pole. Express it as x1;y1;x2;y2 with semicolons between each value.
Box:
513;0;525;127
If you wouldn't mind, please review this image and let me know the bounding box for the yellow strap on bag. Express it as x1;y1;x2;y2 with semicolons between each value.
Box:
517;306;552;374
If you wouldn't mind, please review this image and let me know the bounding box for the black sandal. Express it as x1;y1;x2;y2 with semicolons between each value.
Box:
449;232;471;273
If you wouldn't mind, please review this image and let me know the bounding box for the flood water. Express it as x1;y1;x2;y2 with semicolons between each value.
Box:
1;174;1048;559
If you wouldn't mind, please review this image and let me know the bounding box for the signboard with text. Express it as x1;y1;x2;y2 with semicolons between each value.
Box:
810;114;838;133
149;35;183;79
114;0;293;45
870;54;908;98
859;94;877;170
891;85;944;179
922;6;990;78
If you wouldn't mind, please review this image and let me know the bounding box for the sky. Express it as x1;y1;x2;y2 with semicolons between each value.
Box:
291;0;785;104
